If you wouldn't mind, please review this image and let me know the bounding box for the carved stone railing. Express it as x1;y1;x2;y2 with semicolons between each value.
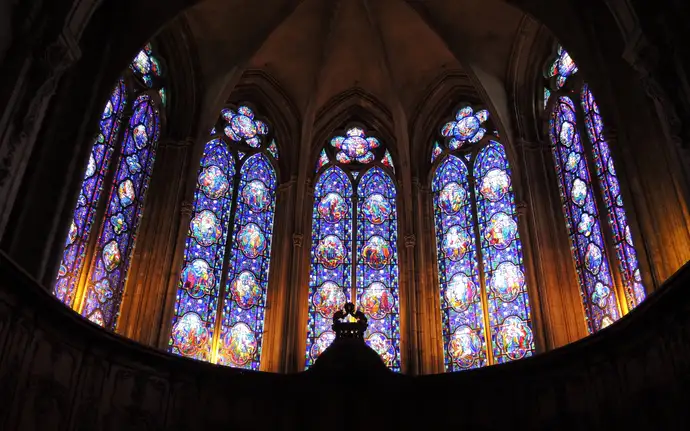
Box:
1;250;690;429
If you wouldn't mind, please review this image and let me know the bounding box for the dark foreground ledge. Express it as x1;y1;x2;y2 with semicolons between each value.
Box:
1;252;690;430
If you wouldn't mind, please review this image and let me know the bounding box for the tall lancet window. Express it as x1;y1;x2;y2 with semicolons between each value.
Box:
307;126;400;371
431;105;534;371
54;43;166;330
169;104;279;370
544;45;645;333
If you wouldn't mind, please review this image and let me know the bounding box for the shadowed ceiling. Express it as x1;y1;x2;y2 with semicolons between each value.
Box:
182;0;529;121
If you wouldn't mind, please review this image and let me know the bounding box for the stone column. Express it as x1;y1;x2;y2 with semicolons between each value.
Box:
259;177;296;372
116;138;193;347
514;137;588;349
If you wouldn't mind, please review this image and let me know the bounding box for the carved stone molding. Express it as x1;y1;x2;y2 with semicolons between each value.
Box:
404;234;416;248
180;201;193;217
515;138;544;153
292;233;304;248
159;138;195;149
516;201;528;218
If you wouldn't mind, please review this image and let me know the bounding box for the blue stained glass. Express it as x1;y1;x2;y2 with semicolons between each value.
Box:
440;106;489;149
433;156;487;370
54;80;126;307
357;167;400;371
474;141;534;363
330;127;379;164
130;43;164;88
306;167;353;368
550;96;620;332
169;139;235;361
431;141;443;164
545;45;578;89
217;154;277;370
316;149;329;172
81;94;161;329
580;85;645;308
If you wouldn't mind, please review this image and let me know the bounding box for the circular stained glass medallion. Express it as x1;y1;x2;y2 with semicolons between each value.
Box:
221;323;257;367
559;122;574;147
316;235;346;269
313;281;347;318
231;115;257;140
94;279;113;303
342;135;369;159
585;243;602;274
360;282;394;320
68;221;78;244
479;169;511;202
310;331;335;361
172;312;209;357
181;259;214;298
190;210;223;246
230;271;263;309
102;240;121;272
592;282;611;309
366;332;396;367
361;236;393;270
86;154;96;178
198;165;229;200
317;192;347;224
241;180;271;212
133;124;149;149
489;262;525;303
445;273;477;312
565;152;580;172
237;223;267;258
118;179;135;207
449;326;482;369
442;226;470;262
485;212;518;250
497;316;533;360
361;193;392;224
439;182;465;214
454;116;480;140
571;178;587;207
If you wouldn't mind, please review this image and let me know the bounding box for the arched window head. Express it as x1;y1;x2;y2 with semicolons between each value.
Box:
169;103;279;370
54;43;166;330
431;104;534;371
307;124;400;371
544;44;645;333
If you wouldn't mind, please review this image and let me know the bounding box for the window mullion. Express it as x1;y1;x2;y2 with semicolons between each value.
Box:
210;154;243;363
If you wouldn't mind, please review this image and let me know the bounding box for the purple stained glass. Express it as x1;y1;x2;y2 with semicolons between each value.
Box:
130;43;163;88
550;96;620;332
169;139;235;361
381;150;395;173
433;155;487;370
267;139;279;159
221;105;269;148
81;94;161;329
330;127;380;164
316;149;329;172
217;153;277;370
306;166;353;368
581;85;645;308
440;106;489;148
431;141;443;164
545;45;578;90
474;141;534;363
54;80;127;307
357;167;400;371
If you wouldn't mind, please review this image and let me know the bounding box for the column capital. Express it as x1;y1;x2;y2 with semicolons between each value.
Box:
292;233;304;248
404;234;416;248
180;201;193;216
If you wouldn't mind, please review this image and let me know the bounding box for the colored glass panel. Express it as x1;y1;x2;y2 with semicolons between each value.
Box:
440;106;489;149
306;167;353;368
267;139;279;159
431;141;443;164
357;167;400;371
381;150;395;173
316;149;329;172
432;155;487;371
54;80;127;307
550;96;620;332
169;139;235;361
330;127;380;164
217;154;277;370
474;141;534;364
130;43;163;88
221;106;269;148
545;45;578;89
81;94;161;329
581;85;645;308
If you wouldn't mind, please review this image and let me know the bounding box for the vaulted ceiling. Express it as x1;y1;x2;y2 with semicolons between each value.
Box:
182;0;531;123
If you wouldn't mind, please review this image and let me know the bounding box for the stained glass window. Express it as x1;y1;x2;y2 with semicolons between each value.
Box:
307;126;400;371
81;94;161;328
54;43;166;331
170;104;278;370
54;80;127;307
580;85;645;308
431;105;534;371
544;44;645;332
